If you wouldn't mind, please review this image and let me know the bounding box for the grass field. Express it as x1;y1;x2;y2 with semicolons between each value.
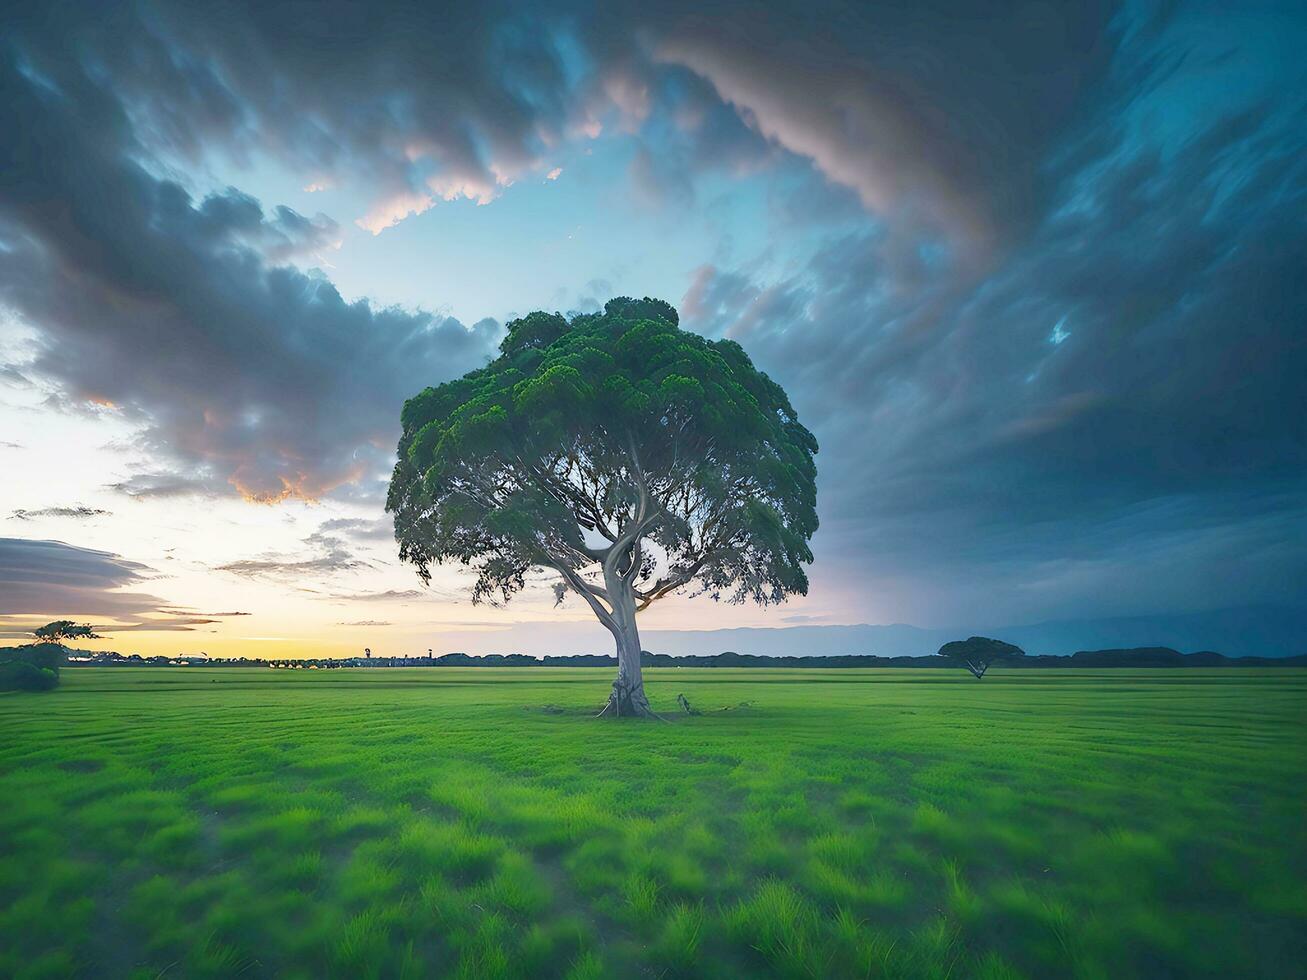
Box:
2;668;1305;978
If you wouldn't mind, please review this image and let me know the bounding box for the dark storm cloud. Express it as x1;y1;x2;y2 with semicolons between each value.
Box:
9;1;1121;243
0;537;163;618
0;27;502;502
587;0;1120;254
35;1;577;233
680;92;1307;621
2;0;1303;625
0;0;1121;508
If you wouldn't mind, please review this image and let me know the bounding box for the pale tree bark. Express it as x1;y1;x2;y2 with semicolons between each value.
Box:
595;562;654;718
542;438;731;718
546;446;664;718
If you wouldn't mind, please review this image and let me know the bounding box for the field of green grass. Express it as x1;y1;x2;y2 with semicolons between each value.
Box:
2;668;1304;978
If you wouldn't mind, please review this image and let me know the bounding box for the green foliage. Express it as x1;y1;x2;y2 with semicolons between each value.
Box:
0;661;58;691
31;621;100;645
0;643;65;691
938;636;1025;679
388;297;818;610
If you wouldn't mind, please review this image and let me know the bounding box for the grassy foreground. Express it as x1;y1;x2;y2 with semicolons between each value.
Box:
2;668;1304;979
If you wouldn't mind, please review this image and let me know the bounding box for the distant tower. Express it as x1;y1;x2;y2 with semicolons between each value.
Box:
364;647;371;659
428;648;433;659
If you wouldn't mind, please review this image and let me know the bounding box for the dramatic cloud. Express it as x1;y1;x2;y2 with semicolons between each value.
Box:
584;0;1118;255
680;93;1307;621
18;4;582;231
0;35;501;502
2;1;1303;630
0;1;1122;508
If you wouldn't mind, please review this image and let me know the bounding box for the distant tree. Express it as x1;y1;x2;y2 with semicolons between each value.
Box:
938;636;1025;679
388;297;819;716
31;620;101;645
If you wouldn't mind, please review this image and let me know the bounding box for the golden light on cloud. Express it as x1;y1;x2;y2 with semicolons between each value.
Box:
230;461;368;504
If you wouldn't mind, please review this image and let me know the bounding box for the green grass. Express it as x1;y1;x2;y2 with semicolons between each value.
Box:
2;667;1304;978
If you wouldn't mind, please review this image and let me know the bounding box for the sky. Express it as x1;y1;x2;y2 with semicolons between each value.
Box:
1;0;1304;659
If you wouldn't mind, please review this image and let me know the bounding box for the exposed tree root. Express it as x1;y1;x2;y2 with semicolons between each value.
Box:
596;679;662;719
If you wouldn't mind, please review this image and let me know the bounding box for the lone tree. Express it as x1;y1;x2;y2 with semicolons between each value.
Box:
31;620;101;645
938;636;1025;679
388;298;818;716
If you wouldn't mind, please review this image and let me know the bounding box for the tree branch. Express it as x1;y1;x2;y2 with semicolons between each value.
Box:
548;559;618;632
634;550;715;611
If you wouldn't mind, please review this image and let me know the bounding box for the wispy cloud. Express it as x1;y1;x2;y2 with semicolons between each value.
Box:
10;506;111;521
315;588;430;603
317;517;393;542
107;473;225;500
99;616;219;632
216;533;368;581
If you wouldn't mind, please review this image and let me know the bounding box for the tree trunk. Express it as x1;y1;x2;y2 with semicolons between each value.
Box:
597;575;655;718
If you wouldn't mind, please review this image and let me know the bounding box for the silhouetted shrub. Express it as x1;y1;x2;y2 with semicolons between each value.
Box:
0;643;66;691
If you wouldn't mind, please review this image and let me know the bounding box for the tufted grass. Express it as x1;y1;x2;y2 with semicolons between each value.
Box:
1;667;1304;977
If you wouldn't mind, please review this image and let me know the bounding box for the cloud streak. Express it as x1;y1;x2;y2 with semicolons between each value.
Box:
216;533;369;582
10;507;111;521
0;537;163;618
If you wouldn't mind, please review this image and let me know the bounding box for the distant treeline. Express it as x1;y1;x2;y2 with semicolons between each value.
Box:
65;647;1307;669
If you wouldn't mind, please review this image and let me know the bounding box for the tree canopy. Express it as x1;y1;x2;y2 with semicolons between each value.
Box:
32;621;100;645
387;297;818;714
938;636;1025;679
